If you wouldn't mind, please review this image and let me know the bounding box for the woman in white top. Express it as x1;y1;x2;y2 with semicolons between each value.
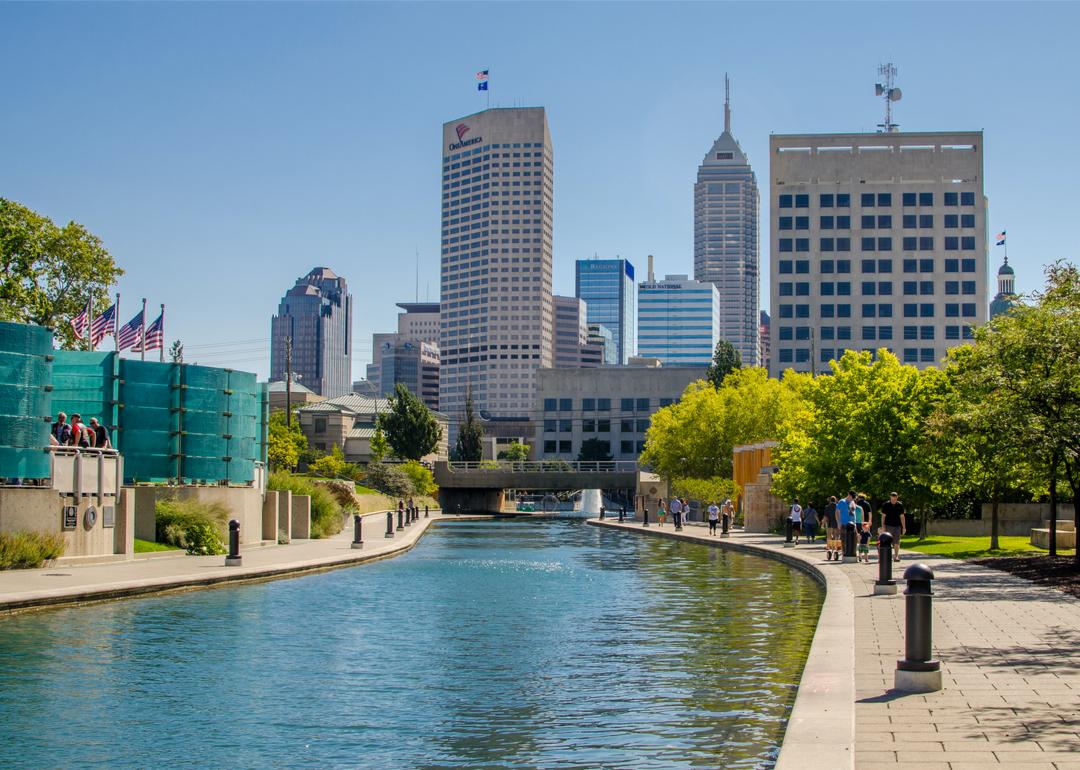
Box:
707;503;720;536
790;498;803;544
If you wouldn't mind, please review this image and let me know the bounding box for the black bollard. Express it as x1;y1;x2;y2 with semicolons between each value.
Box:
721;512;730;537
895;563;941;692
874;531;897;594
618;507;625;523
225;519;242;566
385;511;394;538
784;517;794;547
425;504;429;518
642;505;650;527
397;509;404;531
842;522;858;562
351;513;364;550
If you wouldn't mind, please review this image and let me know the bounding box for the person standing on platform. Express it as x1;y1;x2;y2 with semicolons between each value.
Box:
707;502;719;535
88;418;110;449
670;497;683;531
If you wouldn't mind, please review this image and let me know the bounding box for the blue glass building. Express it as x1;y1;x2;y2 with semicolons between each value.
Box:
575;258;636;365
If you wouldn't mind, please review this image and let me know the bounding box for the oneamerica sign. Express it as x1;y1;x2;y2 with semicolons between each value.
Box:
448;122;483;151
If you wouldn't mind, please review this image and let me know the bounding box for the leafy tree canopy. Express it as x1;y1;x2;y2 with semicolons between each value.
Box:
267;410;308;472
706;339;742;388
577;437;613;462
497;441;530;461
0;198;124;348
454;388;484;462
378;383;442;461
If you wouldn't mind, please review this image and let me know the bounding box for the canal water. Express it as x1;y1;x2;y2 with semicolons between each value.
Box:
0;519;823;769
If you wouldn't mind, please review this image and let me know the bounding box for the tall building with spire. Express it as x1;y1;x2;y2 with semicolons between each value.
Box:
693;75;760;366
990;256;1017;318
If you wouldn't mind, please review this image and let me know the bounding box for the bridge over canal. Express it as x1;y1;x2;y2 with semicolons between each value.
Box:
433;461;656;514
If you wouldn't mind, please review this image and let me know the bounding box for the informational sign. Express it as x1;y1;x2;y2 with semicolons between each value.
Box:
84;505;97;529
102;505;115;529
62;506;78;531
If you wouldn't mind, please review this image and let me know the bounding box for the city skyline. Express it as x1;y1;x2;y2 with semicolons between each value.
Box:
3;3;1077;380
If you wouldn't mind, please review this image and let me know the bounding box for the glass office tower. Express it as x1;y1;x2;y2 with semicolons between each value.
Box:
575;258;635;365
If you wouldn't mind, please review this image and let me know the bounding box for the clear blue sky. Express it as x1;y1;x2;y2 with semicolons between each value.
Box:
3;2;1077;379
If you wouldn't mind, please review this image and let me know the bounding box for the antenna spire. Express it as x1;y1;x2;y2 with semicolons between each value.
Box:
875;63;902;133
723;73;731;133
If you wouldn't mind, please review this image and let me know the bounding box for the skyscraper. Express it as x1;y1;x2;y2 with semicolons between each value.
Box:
768;131;989;374
553;295;587;368
575;257;635;364
637;274;720;366
694;75;760;366
270;267;352;397
439;107;554;438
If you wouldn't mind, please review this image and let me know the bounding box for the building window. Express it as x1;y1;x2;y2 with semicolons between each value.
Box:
961;236;976;250
878;193;892;206
820;348;835;362
961;191;975;205
962;303;977;317
837;216;851;229
878;237;892;251
879;326;893;340
878;215;892;228
919;237;934;251
795;261;810;274
795;238;810;252
544;440;557;454
903;214;917;228
779;349;793;363
904;325;918;340
636;398;649;411
779;327;793;341
820;304;835;318
920;281;934;295
820;327;835;340
779;194;793;208
861;215;876;230
919;192;934;206
944;259;959;273
560;419;572;432
904;303;918;318
945;236;959;251
862;304;877;318
779;216;793;230
861;236;876;251
598;419;611;433
837;260;851;273
903;237;917;251
779;239;793;252
921;348;936;363
861;259;876;273
920;326;935;340
862;326;876;340
878;282;893;295
878;303;893;317
778;304;793;318
944;214;958;229
945;303;960;317
779;283;793;296
836;282;851;296
544;419;557;432
620;398;634;411
962;325;975;339
837;193;851;207
820;260;834;273
861;193;875;207
559;398;572;411
820;238;834;252
944;192;958;206
820;194;834;208
920;303;935;317
559;440;572;453
837;326;851;340
795;216;809;230
820;215;834;229
904;281;918;295
862;281;877;295
836;238;851;252
837;304;851;318
795;327;811;341
962;280;976;295
902;192;916;207
903;348;918;363
878;259;893;273
582;398;595;411
795;194;809;208
314;418;327;434
796;304;811;318
620;440;633;454
945;326;960;340
598;398;610;411
961;214;975;228
945;281;959;295
961;259;976;272
920;259;935;273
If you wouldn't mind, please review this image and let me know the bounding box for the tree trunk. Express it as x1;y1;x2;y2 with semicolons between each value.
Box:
1049;450;1059;558
990;480;1000;552
1065;455;1080;569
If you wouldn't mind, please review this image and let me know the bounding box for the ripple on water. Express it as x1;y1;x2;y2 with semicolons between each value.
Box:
0;519;822;770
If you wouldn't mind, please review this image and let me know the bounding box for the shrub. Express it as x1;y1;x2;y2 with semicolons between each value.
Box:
363;463;413;499
269;471;343;539
155;497;228;555
0;531;65;569
400;460;437;497
320;479;359;512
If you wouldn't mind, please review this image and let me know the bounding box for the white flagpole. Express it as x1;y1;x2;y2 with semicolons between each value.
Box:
115;293;120;352
159;304;165;363
140;298;147;362
86;295;93;351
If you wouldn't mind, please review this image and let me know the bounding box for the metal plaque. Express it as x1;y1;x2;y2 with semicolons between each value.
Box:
102;505;115;529
84;505;97;529
62;506;78;531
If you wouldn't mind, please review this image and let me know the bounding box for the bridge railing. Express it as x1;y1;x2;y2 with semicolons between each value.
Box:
446;460;639;474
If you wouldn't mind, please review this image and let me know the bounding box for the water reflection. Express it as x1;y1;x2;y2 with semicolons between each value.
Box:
0;519;821;769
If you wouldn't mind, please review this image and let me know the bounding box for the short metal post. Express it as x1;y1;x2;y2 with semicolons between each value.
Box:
618;508;625;522
784;517;794;547
874;531;897;594
351;513;363;550
425;504;429;518
397;509;404;531
642;505;649;527
895;563;941;692
385;511;394;538
842;522;857;563
225;519;242;566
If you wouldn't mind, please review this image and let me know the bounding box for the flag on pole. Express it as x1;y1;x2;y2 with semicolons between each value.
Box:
134;312;164;352
996;230;1007;246
90;303;117;347
117;310;144;351
477;69;489;91
476;70;489;81
70;301;91;339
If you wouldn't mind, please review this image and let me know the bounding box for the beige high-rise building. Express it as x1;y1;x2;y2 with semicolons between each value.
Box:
439;107;554;439
768;131;988;375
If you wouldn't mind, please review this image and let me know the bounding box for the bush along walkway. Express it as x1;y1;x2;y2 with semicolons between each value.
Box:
589;518;1080;770
0;509;446;614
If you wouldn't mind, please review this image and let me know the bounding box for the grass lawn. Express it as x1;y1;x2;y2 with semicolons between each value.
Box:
904;535;1075;560
134;538;181;553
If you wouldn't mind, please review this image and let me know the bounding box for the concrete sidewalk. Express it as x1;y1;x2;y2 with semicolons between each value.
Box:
590;518;1080;770
0;509;447;613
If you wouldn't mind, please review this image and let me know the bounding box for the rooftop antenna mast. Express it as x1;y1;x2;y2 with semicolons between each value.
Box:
875;63;902;133
724;72;731;133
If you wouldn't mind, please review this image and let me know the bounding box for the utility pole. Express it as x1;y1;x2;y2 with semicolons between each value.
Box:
285;335;293;426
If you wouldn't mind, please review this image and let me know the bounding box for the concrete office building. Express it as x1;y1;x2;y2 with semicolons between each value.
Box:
583;323;616;367
768;132;989;374
575;258;635;364
637;274;721;366
364;331;399;391
553;295;588;368
693;76;760;366
533;364;706;461
379;338;440;411
270;267;353;397
439;107;554;441
396;302;440;344
366;302;442;400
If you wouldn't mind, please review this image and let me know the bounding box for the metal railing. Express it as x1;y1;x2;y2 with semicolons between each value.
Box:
47;446;124;503
447;460;639;473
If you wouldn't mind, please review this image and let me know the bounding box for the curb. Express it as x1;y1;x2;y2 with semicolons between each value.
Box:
588;519;855;770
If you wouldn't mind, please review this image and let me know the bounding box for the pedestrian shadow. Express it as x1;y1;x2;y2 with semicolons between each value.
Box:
856;689;918;704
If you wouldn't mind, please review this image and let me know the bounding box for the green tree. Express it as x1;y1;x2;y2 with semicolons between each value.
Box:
267;410;307;472
706;339;742;388
497;441;530;461
364;462;413;498
308;444;355;479
454;387;484;462
169;339;184;363
641;369;803;482
771;350;949;515
400;459;438;496
577;438;613;462
675;477;740;506
0;199;124;348
378;383;442;461
368;423;389;463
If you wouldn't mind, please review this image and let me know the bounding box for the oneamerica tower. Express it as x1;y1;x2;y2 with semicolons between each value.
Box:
439;108;554;441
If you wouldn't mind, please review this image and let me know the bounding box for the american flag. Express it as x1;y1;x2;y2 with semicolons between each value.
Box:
133;312;164;352
70;301;90;339
117;310;144;351
90;303;116;347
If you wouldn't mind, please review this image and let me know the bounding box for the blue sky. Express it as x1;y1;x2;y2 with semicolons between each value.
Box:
3;2;1077;379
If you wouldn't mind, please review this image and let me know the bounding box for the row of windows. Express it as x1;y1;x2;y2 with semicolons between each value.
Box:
780;324;976;342
779;280;977;296
542;397;674;412
542;418;652;433
778;236;977;252
542;439;646;455
777;303;980;319
778;192;977;209
779;258;979;275
780;214;977;231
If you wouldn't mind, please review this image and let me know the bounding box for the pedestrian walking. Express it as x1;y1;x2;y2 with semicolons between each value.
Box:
823;495;839;559
657;499;667;526
856;493;873;530
789;498;803;544
707;502;719;535
670;497;683;531
879;492;907;562
722;499;735;532
803;501;818;543
858;522;872;562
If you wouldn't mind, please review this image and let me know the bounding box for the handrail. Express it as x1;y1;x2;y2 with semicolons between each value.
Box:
446;460;639;473
48;446;120;457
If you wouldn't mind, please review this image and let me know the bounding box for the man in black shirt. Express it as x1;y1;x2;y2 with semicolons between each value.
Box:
88;418;110;449
879;492;906;562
